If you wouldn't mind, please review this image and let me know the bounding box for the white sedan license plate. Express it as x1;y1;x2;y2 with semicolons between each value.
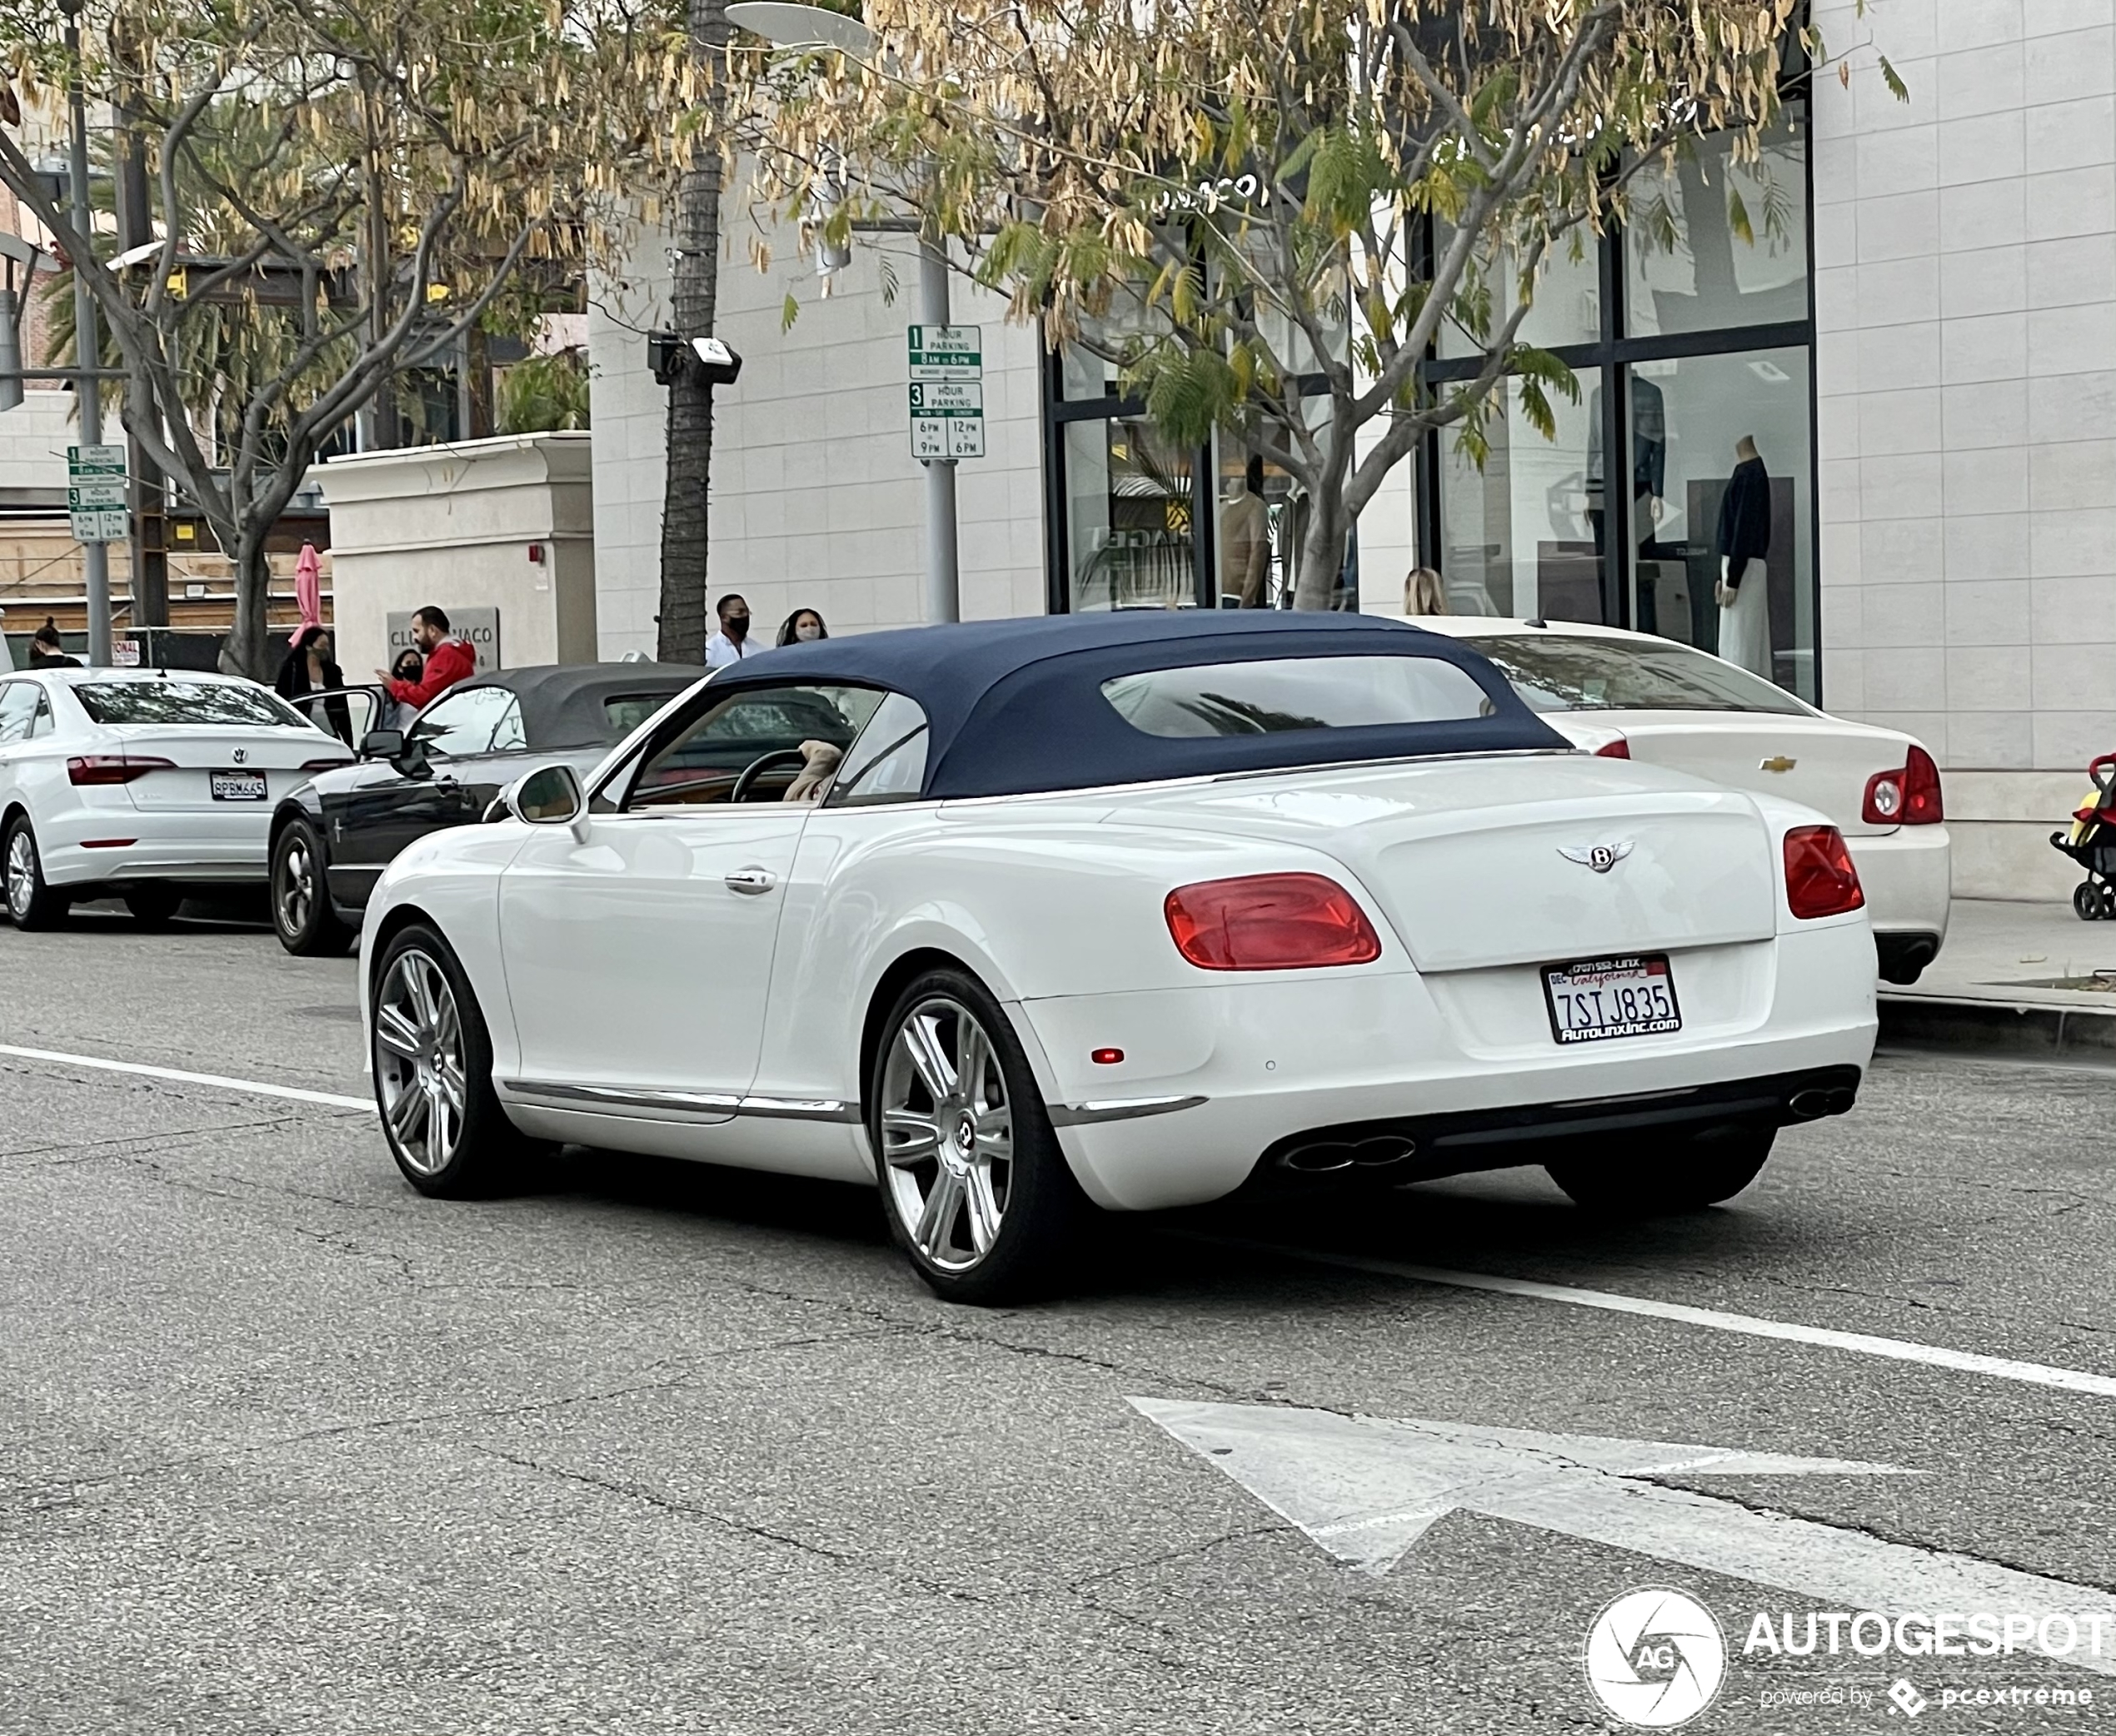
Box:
1543;954;1681;1045
210;770;268;802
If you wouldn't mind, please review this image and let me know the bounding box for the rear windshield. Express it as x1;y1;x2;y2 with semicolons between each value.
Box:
601;694;677;737
72;681;307;727
1463;635;1809;716
1101;655;1494;738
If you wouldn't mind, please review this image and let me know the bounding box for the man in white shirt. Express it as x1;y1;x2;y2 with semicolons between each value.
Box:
705;593;753;668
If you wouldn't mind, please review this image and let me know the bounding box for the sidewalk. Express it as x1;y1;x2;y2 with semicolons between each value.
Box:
1879;897;2116;1064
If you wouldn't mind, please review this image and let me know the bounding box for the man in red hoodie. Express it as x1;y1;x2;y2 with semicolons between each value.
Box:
376;606;476;712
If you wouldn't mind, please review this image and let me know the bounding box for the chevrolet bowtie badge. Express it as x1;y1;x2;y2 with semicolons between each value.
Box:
1759;756;1797;773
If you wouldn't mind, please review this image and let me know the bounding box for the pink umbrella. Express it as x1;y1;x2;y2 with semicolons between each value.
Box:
289;542;322;644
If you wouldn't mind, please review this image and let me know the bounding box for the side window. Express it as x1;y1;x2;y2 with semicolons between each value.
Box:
488;696;527;753
625;683;884;810
409;685;516;759
0;681;38;745
825;691;931;808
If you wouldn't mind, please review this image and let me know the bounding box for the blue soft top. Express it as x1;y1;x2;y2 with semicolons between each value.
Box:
702;611;1568;799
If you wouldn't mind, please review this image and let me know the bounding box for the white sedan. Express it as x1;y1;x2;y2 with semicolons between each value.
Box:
1404;617;1950;985
0;666;356;927
360;613;1877;1303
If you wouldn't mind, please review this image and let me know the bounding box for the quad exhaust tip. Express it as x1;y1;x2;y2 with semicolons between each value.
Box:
1279;1135;1417;1174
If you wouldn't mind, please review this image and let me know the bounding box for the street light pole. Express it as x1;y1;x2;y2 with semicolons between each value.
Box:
725;2;963;626
917;235;960;625
62;0;113;666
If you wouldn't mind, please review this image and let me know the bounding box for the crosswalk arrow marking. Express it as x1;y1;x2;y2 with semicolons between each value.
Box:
1130;1399;2116;1674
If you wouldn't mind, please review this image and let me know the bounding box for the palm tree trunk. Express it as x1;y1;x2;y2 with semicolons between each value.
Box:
656;0;731;663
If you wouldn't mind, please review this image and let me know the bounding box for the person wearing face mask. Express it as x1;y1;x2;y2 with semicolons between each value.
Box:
776;607;829;647
705;593;754;668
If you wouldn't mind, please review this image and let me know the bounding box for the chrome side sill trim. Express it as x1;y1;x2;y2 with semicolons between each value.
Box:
1048;1094;1208;1128
501;1081;858;1124
736;1095;861;1123
502;1081;741;1118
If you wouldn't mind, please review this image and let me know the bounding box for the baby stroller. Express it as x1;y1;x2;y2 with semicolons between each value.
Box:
2053;752;2116;920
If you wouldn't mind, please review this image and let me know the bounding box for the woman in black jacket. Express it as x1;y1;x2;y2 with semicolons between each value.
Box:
275;626;352;744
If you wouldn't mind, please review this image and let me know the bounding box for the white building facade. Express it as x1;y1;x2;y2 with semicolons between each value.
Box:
588;0;2115;896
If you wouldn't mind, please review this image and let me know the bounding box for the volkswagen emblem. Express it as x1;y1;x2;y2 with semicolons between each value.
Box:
232;747;247;765
1559;841;1634;874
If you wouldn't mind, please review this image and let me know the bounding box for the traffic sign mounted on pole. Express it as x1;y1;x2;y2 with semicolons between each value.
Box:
67;443;128;543
907;326;983;458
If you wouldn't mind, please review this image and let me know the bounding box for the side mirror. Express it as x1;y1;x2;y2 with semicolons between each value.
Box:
493;763;586;836
360;727;404;761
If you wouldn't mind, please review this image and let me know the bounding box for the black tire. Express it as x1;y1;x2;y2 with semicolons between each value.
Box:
123;883;182;925
2076;881;2103;921
272;819;352;955
1545;1123;1775;1214
369;922;538;1197
867;965;1090;1304
2;815;67;930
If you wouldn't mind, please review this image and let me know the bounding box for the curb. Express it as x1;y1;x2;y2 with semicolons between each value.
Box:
1879;994;2116;1065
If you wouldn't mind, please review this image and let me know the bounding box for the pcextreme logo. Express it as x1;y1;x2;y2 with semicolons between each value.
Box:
1585;1588;1728;1728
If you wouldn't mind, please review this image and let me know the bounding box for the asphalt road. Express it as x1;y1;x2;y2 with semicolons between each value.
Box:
3;903;2115;1734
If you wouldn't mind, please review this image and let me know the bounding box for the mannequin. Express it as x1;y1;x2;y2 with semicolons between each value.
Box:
1714;434;1773;679
1220;454;1272;607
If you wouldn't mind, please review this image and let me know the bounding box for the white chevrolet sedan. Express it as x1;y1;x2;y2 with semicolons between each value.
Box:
1405;618;1950;985
0;666;356;926
361;613;1877;1303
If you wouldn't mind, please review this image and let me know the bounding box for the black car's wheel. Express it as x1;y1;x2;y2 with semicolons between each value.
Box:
272;820;351;955
122;883;182;925
868;966;1090;1304
2;816;66;930
1546;1124;1775;1214
370;923;535;1196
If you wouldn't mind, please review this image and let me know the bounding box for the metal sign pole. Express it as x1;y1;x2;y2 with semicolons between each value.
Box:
63;0;113;666
917;237;960;626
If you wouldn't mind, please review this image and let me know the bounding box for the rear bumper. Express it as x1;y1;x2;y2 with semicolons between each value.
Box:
1250;1064;1861;1190
41;807;272;887
1018;919;1877;1211
1845;824;1950;937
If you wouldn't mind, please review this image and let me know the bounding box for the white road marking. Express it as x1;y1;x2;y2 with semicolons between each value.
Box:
1133;1399;2116;1674
1192;1235;2116;1402
0;1043;372;1113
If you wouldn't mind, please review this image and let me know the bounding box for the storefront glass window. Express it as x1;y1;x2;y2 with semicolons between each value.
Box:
1625;108;1809;337
1061;417;1200;611
1436;369;1608;624
1436;235;1601;360
1625;347;1814;700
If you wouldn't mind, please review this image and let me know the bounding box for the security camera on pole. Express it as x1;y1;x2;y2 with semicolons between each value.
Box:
726;1;964;626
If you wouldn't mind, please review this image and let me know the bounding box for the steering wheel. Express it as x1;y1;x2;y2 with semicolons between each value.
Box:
730;747;811;804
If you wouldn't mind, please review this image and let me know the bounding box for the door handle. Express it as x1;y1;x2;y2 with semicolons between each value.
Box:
724;868;776;895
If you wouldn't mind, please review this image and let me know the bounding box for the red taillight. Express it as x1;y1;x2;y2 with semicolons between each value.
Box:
1164;873;1382;970
1594;736;1630;759
1784;826;1864;920
1902;745;1942;823
1864;745;1943;826
1090;1047;1125;1065
67;755;177;786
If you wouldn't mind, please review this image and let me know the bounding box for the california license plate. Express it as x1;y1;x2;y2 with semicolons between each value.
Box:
1543;954;1681;1045
210;770;267;802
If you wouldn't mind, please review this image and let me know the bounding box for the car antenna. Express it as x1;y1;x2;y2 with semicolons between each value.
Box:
1524;616;1548;630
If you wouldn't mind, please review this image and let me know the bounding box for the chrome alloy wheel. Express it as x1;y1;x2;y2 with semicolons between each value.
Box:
276;834;315;939
373;949;469;1176
878;995;1013;1272
5;826;35;920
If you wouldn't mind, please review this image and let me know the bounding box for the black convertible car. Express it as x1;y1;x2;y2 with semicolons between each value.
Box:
268;662;701;954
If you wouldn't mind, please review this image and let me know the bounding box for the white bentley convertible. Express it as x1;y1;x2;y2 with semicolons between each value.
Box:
360;614;1877;1302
